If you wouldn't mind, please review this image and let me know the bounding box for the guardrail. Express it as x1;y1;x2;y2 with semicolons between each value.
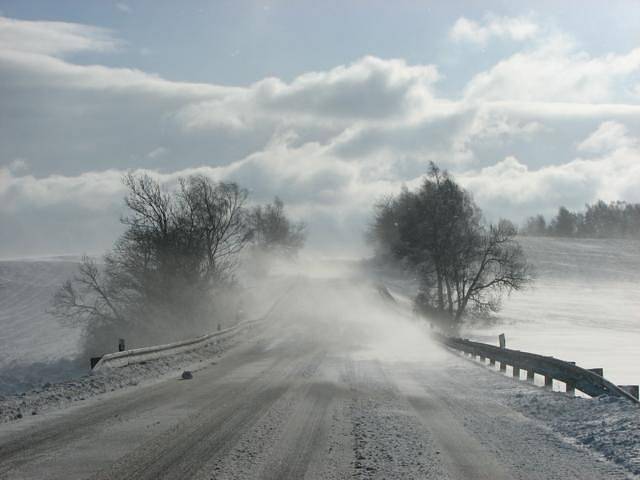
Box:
434;333;639;403
92;319;260;371
92;281;296;371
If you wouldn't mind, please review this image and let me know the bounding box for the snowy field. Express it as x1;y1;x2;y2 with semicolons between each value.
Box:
0;258;86;394
464;236;640;387
0;257;295;395
1;277;638;478
1;237;639;396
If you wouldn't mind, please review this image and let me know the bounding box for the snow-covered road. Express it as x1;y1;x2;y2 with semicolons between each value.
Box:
0;279;635;479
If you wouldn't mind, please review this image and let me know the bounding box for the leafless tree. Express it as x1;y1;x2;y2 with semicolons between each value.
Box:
369;163;532;330
248;197;306;256
51;256;126;327
52;173;251;346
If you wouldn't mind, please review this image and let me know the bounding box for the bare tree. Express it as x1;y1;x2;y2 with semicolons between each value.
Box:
446;220;531;323
51;256;126;328
180;175;250;281
369;163;532;330
52;173;251;348
248;197;306;256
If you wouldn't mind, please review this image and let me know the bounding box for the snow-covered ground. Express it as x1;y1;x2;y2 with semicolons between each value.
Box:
464;236;640;387
0;255;296;395
0;258;85;394
1;237;638;396
0;258;83;364
0;324;244;424
1;277;637;479
444;350;640;477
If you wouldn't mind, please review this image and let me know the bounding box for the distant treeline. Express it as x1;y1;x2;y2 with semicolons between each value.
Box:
522;201;640;238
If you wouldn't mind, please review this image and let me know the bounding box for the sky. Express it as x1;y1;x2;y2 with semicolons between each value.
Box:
1;1;640;257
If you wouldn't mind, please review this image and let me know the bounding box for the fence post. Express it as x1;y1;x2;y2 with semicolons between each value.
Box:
500;362;507;372
565;380;576;395
118;338;125;352
489;358;496;367
618;385;639;399
499;333;506;349
544;375;553;389
527;370;535;382
513;366;520;379
90;356;103;369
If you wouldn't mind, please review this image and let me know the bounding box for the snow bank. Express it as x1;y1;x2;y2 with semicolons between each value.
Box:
0;259;84;394
509;387;640;475
464;237;640;386
450;350;640;477
0;325;246;424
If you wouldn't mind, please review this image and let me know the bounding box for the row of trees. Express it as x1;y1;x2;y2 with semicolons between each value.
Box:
52;173;305;354
522;201;640;238
368;164;532;331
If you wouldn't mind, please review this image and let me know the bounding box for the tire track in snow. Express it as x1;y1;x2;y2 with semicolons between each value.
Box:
90;349;327;480
391;361;632;480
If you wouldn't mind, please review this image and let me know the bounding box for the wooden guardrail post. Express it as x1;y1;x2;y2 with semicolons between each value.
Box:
544;375;553;389
565;380;576;395
500;361;507;372
489;358;496;367
499;333;506;349
618;385;639;399
90;356;103;369
513;365;520;379
527;369;535;382
118;338;125;352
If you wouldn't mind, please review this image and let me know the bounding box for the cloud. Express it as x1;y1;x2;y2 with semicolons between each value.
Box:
0;15;118;57
175;56;440;131
464;35;640;103
7;158;29;173
460;123;640;221
2;15;640;256
256;56;439;120
577;120;638;153
116;3;131;13
147;147;168;159
450;14;539;45
0;168;126;212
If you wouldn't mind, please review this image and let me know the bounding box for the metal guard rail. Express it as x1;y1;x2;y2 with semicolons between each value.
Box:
93;318;260;371
92;281;296;371
435;333;638;403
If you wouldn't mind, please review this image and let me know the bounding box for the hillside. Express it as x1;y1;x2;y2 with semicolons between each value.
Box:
0;258;84;393
464;236;640;386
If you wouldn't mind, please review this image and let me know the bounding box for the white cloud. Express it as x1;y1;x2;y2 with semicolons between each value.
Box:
2;15;640;255
116;3;131;13
0;168;126;212
147;147;168;159
7;158;29;173
0;15;119;57
577;121;638;153
175;56;440;131
464;35;640;103
460;130;640;220
450;14;539;45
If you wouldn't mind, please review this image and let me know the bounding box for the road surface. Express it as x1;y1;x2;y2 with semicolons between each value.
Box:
0;278;632;479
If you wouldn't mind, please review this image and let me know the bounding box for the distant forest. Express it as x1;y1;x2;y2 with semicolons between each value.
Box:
521;200;640;238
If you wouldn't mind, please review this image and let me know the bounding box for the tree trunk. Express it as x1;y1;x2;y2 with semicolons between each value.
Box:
445;277;454;318
436;267;444;311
